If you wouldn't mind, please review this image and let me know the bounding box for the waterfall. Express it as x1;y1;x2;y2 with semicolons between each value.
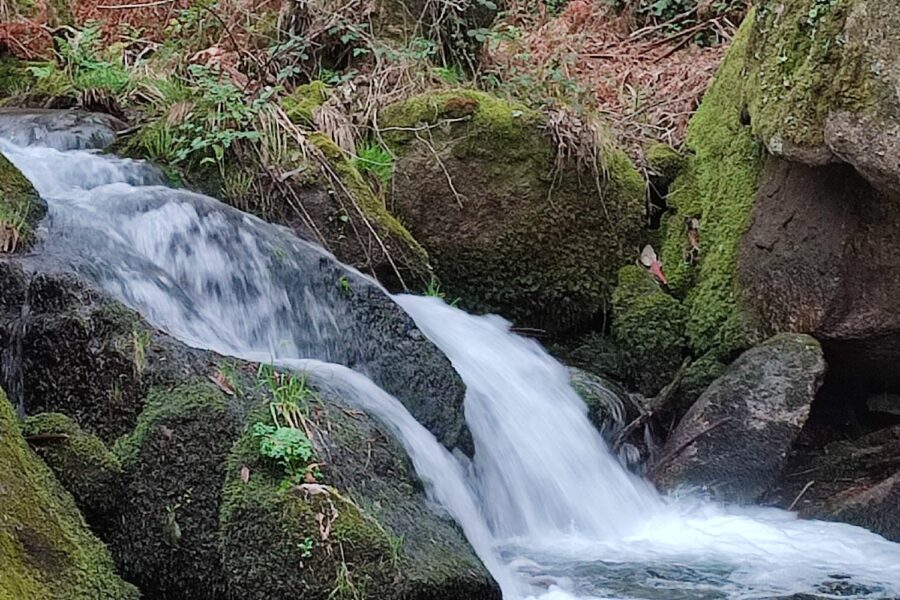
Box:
4;118;900;600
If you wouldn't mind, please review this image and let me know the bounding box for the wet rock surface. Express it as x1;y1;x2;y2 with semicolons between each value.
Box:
651;334;825;503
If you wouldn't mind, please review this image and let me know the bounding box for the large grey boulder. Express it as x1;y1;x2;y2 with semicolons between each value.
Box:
651;334;825;503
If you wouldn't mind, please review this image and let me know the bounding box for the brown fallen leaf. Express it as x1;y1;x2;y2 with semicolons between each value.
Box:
209;371;235;396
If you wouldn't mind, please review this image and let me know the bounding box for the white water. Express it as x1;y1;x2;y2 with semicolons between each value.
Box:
4;121;900;600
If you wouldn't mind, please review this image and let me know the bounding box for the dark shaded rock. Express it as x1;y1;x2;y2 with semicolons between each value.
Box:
829;474;900;543
651;334;825;503
0;387;138;600
739;158;900;387
21;412;123;531
773;425;900;542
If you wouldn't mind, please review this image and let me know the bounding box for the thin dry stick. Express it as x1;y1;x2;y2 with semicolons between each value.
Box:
413;127;465;208
97;0;176;9
788;480;816;511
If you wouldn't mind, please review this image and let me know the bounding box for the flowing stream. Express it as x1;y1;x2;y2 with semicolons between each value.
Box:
4;117;900;600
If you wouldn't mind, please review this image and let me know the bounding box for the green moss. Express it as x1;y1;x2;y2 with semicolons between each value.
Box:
221;422;396;600
382;89;646;333
109;381;241;599
382;89;545;163
0;389;138;600
114;382;229;467
612;265;687;395
668;353;728;420
21;413;122;527
310;132;431;276
744;0;873;154
0;152;43;253
282;81;330;124
658;15;764;359
646;142;687;184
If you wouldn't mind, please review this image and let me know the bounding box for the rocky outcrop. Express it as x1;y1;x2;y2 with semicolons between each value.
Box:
0;387;138;600
382;90;646;334
744;0;900;195
651;334;825;503
0;259;500;600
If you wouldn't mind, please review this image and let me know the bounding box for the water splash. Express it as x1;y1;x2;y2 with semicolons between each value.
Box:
4;119;900;600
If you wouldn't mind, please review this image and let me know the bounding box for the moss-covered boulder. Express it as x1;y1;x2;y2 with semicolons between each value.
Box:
0;255;497;600
108;381;244;599
744;0;900;194
0;388;138;600
0;150;44;253
222;389;498;600
103;367;499;600
382;90;645;334
20;413;123;530
611;265;687;396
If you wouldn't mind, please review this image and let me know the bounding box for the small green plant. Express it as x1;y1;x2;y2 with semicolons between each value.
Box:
252;422;314;483
27;22;132;96
352;143;393;185
252;365;321;485
338;275;352;297
169;64;278;173
258;364;318;423
424;275;460;307
298;536;314;558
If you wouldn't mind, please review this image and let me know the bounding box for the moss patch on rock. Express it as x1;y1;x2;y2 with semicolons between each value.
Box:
21;413;123;529
743;0;895;161
646;142;687;185
382;89;645;334
0;152;44;253
658;15;765;359
612;265;687;396
220;422;398;600
0;388;138;600
109;381;242;600
310;132;431;280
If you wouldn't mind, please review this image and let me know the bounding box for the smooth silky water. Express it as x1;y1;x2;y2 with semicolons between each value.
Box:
3;124;900;600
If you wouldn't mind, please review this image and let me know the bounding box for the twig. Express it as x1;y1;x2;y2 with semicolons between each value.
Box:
612;358;690;453
25;433;70;444
97;0;175;8
788;480;816;511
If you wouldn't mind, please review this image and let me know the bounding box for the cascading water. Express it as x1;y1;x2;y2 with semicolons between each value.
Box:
4;116;900;600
